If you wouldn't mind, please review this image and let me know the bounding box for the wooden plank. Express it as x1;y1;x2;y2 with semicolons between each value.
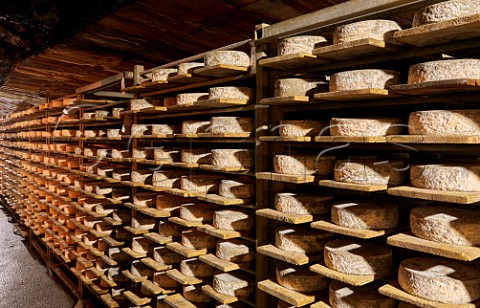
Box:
310;263;392;286
257;244;321;265
121;247;147;259
393;13;480;47
163;188;203;198
315;136;386;143
166;242;207;258
123;291;151;306
199;254;240;272
164;294;196;308
260;136;311;142
198;194;249;206
313;38;399;60
100;294;120;308
259;96;310;106
166;269;202;285
319;180;387;192
378;281;477;308
197;132;251;138
256;172;315;184
311;220;390;239
387;233;480;261
256;208;313;224
386;135;480;144
138;207;171;218
76;72;127;94
194;98;251;108
167;73;210;84
314;88;393;101
258;279;315;307
121;270;147;283
259;52;329;70
197;224;241;239
199;164;250;172
141;257;172;271
194;64;249;78
202;284;239;304
141;280;172;296
144;232;173;245
387;186;480;204
389;79;480;95
168;217;203;227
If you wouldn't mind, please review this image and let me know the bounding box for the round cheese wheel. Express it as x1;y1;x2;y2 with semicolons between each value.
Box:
153;170;183;188
410;164;480;192
213;272;253;298
204;50;250;68
330;69;400;92
274;155;335;175
154;148;180;162
329;280;395;308
180;258;214;278
275;225;332;254
276;261;330;293
331;201;399;229
274;78;328;97
133;192;157;207
158;220;182;238
213;209;253;231
277;35;329;55
180;204;216;222
152;124;178;135
153;247;183;265
333;20;402;44
152;68;177;82
219;180;254;199
408;59;480;84
181;229;217;250
216;239;254;262
181;120;211;134
324;239;392;275
275;193;332;215
176;93;208;105
330;117;403;137
209;86;254;100
153;271;177;288
408;109;480;136
181;149;211;164
210;117;253;134
180;175;221;193
410;206;480;246
183;285;213;303
279;120;326;137
178;62;204;75
211;149;253;169
334;160;405;185
398;257;480;304
412;0;480;27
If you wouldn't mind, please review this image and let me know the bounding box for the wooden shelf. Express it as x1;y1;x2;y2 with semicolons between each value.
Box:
167;73;210;84
313;38;399;60
389;79;480;96
199;254;240;272
163;294;196;308
166;242;207;258
311;220;402;239
309;263;392;286
198;194;250;206
258;279;315;307
202;284;239;304
259;52;329;70
315;136;386;143
197;224;242;239
386;135;480;144
314;88;395;101
256;208;313;224
257;244;321;265
168;217;203;227
256;172;315;184
143;232;172;245
259;96;310;106
123;291;151;306
166;269;202;285
319;180;387;192
387;186;480;204
194;64;249;77
260;136;312;142
141;257;172;271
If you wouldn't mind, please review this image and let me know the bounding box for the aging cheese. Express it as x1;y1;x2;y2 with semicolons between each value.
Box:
204;50;250;68
325;239;392;276
213;272;253;298
410;206;480;246
209;86;254;100
181;149;211;164
131;170;153;184
333;20;402;44
210;117;253;134
180;203;216;222
176;93;208;105
180;175;222;192
131;98;160;111
181;229;217;250
132;237;153;254
181;120;210;134
276;262;330;293
412;0;480;27
279;120;325;137
408;109;480;136
158;220;182;238
275;193;332;215
157;194;193;212
213;209;254;231
334;159;405;185
274;155;335;175
180;258;214;278
330;69;400;91
216;239;255;262
211;149;253;169
111;150;129;160
133;192;157;207
154;247;183;265
95;110;109;118
152;68;177;82
332;201;399;229
398;257;480;304
151;124;178;135
408;59;480;84
183;285;213;303
219;180;254;199
133;147;153;160
278;35;329;55
331;117;403;137
410;164;480;192
107;128;121;138
177;62;204;75
152;170;182;188
329;280;395;308
132;215;156;230
154;148;180;162
274;78;328;97
275;225;332;254
153;271;177;288
131;124;151;136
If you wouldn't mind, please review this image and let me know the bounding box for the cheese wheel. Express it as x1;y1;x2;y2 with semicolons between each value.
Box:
324;239;392;275
181;229;217;250
275;225;332;254
332;201;399;229
410;206;480;246
83;130;97;138
329;280;395;308
330;117;403;137
181;149;211;164
210;117;253;134
177;62;204;75
277;35;329;55
154;148;180;162
112;108;124;117
107;129;121;138
398;257;480;304
408;109;480;136
216;239;254;262
274;78;328;97
158;221;182;238
219;180;254;199
133;192;157;207
176;93;208;105
130;98;156;111
132;237;153;254
333;20;402;44
410;164;480;192
213;272;253;298
133;147;153;159
180;204;216;222
83;112;95;120
213;209;253;231
211;149;253;169
274;155;335;175
111;150;129;160
279;120;326;137
152;124;178;135
157;194;193;212
131;170;152;184
131;124;150;136
412;0;480;27
95;110;109;118
209;86;254;100
334;160;405;185
276;262;330;293
204;50;250;68
181;120;210;134
153;271;177;288
330;69;400;92
408;59;480;84
152;170;183;188
131;216;156;230
152;68;177;82
180;258;214;278
180;175;221;192
183;285;213;303
275;193;332;215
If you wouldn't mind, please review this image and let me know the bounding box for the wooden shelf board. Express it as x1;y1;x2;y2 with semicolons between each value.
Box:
198;194;249;206
319;180;387;192
164;294;196;308
315;136;386;143
166;269;202;285
387;232;480;261
197;224;241;239
143;232;173;245
259;52;329;70
197;132;251;138
393;13;480;47
259;96;310;106
168;217;203;227
256;208;313;224
194;64;249;77
259;136;312;142
199;164;250;173
310;263;390;286
100;294;120;308
121;247;147;259
121;270;147;283
257;244;320;265
387;186;480;204
314;88;393;101
386;135;480;144
256;172;315;184
166;242;207;258
194;98;251;108
199;253;240;272
389;79;480;96
123;290;151;306
313;38;399;60
167;73;210;84
141;279;172;296
163;188;203;198
311;220;390;239
202;284;239;304
141;257;172;271
138;207;171;218
123;226;150;235
258;279;315;307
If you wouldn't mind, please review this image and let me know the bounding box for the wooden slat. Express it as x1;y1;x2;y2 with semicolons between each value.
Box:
256;208;313;224
319;180;387;192
387;186;480;204
312;38;399;60
258;279;315;307
257;244;321;265
309;263;392;286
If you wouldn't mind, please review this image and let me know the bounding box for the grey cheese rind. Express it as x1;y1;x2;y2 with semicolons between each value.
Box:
212;272;253;298
330;69;401;91
209;86;254;100
410;164;480;192
279;120;326;137
204;50;250;68
408;109;480;136
275;225;332;254
181;148;211;164
276;261;330;293
334;160;406;185
274;78;328;97
331;201;399;229
211;149;253;169
213;209;254;231
412;0;480;27
408;59;480;84
277;35;329;55
330;117;403;137
219;180;254;199
333;19;402;44
329;280;395;308
273;155;335;175
210;117;253;134
275;193;332;215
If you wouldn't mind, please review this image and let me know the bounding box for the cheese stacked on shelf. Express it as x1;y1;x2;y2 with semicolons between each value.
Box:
277;35;329;55
331;201;399;230
334;158;405;185
333;19;402;44
412;0;480;27
274;155;335;175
